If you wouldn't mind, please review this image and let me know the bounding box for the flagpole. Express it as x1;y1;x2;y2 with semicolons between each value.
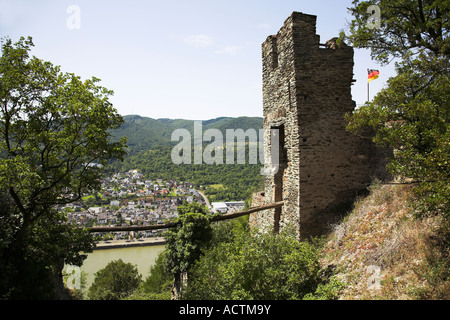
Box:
367;81;369;102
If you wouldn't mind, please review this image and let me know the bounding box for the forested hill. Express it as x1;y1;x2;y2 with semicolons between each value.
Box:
111;115;263;156
108;115;264;202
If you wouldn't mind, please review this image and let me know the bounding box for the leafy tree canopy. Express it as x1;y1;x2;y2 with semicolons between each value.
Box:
165;202;212;276
0;36;127;299
343;0;449;64
164;202;213;297
88;259;142;300
343;1;449;218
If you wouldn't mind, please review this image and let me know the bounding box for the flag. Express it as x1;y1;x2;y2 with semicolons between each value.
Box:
368;69;379;82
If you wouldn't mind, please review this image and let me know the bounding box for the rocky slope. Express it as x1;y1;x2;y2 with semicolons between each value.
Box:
321;182;449;299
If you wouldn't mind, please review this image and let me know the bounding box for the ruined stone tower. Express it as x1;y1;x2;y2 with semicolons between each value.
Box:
250;12;387;239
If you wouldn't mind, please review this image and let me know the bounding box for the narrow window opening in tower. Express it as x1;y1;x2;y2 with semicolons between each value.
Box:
273;124;287;233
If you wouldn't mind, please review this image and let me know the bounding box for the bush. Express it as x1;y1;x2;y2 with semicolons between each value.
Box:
140;251;172;298
184;228;337;300
88;259;142;300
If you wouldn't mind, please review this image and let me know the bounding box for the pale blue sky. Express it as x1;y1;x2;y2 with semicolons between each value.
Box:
0;0;395;120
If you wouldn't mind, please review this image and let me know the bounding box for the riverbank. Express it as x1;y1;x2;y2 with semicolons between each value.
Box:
94;237;166;250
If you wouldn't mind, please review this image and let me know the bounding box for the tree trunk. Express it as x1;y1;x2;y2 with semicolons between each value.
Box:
51;262;72;300
171;272;188;300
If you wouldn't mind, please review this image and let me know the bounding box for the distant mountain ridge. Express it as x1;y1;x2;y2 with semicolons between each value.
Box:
111;115;263;155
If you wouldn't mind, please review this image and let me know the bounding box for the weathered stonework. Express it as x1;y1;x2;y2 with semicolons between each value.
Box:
249;12;388;239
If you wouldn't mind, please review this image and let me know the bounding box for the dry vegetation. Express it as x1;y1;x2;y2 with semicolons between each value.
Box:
321;181;449;300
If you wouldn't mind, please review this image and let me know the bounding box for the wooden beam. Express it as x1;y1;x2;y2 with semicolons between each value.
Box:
88;221;178;233
87;201;283;233
210;201;284;222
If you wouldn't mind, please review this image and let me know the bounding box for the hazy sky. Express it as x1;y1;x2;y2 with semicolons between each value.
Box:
0;0;395;120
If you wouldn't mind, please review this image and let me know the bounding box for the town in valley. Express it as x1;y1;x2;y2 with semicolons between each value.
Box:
59;169;245;241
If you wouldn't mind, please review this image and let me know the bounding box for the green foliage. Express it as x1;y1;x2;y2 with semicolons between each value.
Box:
124;288;171;300
184;228;339;300
0;237;56;299
142;251;172;295
88;259;142;300
132;209;343;301
343;0;449;64
343;4;449;297
0;35;127;226
129;251;172;300
344;1;449;220
107;114;264;202
165;203;213;278
303;276;346;300
1;210;92;300
0;36;127;298
109;145;264;202
346;55;449;183
110;115;263;156
210;215;250;245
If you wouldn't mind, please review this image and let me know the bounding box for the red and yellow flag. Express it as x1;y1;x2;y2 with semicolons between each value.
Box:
368;69;379;82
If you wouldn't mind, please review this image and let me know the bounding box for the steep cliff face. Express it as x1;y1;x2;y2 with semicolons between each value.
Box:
321;182;449;299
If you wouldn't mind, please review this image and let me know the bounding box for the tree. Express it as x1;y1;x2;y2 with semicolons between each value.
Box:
88;259;142;300
342;1;449;218
0;36;127;299
164;202;212;298
343;0;449;64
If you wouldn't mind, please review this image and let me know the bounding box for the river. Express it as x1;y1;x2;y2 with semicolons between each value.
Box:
77;243;166;293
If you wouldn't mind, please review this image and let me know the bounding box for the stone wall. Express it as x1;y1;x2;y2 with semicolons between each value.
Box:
249;12;389;239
